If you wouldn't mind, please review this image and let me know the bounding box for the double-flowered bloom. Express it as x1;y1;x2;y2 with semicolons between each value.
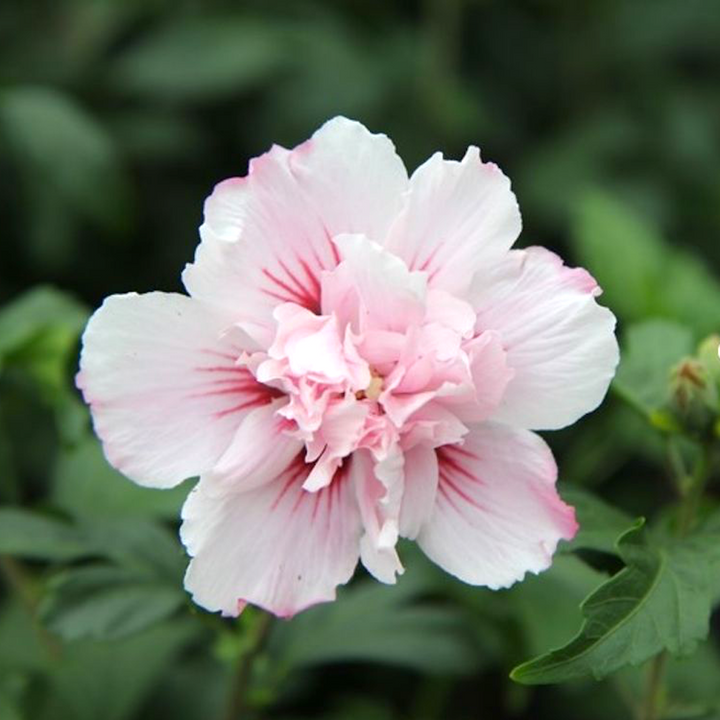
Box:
78;117;618;617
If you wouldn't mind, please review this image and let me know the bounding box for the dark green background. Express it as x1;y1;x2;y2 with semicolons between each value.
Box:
1;1;719;719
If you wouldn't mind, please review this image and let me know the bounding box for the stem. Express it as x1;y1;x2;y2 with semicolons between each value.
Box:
640;444;713;719
223;611;273;720
677;445;711;536
640;651;667;720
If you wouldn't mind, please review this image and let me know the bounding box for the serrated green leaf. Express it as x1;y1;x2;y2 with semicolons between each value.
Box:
614;320;694;416
560;485;635;555
509;555;609;658
40;565;184;640
511;518;720;684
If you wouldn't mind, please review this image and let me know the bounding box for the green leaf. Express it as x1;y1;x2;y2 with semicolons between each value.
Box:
511;518;720;684
508;555;609;658
0;508;90;561
613;320;694;417
0;508;185;579
560;485;635;555
572;191;666;321
79;518;186;581
40;565;184;640
0;87;130;230
271;576;479;675
0;286;88;361
110;18;287;102
44;620;200;720
571;191;720;336
52;436;187;521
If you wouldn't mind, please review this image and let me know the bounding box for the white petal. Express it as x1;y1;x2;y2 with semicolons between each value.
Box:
78;292;275;488
418;423;577;588
289;116;408;242
472;246;619;430
398;444;438;540
352;450;404;584
181;456;362;617
183;145;335;347
384;147;521;296
183;118;408;346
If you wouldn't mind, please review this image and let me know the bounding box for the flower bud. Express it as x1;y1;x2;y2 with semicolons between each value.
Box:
669;356;718;436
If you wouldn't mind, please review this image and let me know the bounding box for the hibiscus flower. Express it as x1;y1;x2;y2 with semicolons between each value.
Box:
77;117;618;617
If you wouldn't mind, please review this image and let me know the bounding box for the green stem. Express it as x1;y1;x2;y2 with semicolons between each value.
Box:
677;445;711;536
640;651;667;720
640;443;713;719
223;611;273;720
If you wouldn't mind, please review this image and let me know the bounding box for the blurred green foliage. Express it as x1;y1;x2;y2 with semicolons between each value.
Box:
1;0;720;719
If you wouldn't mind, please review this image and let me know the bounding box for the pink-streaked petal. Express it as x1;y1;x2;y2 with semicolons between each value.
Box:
384;147;521;296
329;233;426;333
418;423;577;589
398;444;438;540
352;450;404;584
471;246;619;431
77;292;276;488
183;145;338;347
288;116;409;242
204;400;302;495
181;456;362;617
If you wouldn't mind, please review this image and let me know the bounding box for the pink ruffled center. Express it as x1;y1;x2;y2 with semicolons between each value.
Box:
240;245;512;498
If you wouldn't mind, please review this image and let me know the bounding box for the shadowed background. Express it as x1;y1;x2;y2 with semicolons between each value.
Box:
1;1;719;719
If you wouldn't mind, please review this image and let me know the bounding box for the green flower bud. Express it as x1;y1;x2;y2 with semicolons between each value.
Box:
669;357;718;436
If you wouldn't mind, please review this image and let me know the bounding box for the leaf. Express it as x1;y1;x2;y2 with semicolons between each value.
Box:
271;575;479;675
0;286;88;361
0;508;90;561
110;18;288;102
0;287;89;410
572;190;666;321
571;191;720;335
511;518;720;684
40;565;184;640
560;485;636;555
0;87;130;230
44;620;200;720
0;508;185;581
508;555;609;658
613;320;694;416
52;436;187;521
80;518;186;581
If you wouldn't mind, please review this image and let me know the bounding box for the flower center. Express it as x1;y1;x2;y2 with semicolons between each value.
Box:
356;369;384;401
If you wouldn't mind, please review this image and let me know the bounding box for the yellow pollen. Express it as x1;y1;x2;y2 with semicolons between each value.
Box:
364;372;384;401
